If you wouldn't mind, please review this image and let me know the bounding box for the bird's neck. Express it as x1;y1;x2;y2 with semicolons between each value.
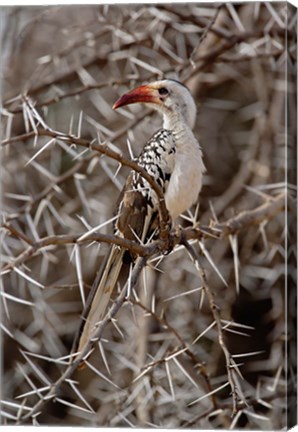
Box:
163;112;194;145
163;110;191;134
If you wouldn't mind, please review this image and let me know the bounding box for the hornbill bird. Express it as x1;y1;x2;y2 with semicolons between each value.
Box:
74;79;205;362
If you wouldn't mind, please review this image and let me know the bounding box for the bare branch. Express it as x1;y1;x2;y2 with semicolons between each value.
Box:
182;239;242;417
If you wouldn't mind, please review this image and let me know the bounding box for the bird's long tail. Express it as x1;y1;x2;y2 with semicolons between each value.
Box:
75;244;125;359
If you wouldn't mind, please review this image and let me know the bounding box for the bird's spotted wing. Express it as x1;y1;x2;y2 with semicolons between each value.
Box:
116;129;176;245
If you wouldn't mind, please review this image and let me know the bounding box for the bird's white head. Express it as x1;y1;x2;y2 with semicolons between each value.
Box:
113;79;197;130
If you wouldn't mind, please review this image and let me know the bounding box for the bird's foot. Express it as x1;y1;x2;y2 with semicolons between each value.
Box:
161;224;183;255
159;221;174;255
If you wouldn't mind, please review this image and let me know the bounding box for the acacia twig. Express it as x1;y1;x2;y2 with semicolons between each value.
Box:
181;239;242;417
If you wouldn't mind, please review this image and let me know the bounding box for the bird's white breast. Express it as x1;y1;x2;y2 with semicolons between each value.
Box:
165;131;205;221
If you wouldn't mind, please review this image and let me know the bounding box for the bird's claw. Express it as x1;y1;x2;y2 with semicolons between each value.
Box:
161;224;183;255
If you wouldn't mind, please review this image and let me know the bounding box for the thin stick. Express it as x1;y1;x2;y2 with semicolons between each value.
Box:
181;238;241;417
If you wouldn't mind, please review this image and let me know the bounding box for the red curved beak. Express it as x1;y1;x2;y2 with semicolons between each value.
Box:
113;84;160;110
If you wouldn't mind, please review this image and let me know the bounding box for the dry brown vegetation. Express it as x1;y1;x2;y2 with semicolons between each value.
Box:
0;2;296;428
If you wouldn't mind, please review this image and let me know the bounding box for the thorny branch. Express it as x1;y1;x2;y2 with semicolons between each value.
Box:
182;239;242;417
4;78;146;113
1;192;285;274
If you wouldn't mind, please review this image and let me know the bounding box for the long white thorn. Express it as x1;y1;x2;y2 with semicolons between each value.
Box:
199;240;229;287
25;138;56;166
229;234;240;294
77;214;118;241
14;267;44;289
74;245;85;307
188;381;230;406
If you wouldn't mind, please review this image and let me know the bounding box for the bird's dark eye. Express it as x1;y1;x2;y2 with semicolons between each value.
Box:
158;87;169;96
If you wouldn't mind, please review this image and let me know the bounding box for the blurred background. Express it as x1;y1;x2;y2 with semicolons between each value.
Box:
0;2;296;428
